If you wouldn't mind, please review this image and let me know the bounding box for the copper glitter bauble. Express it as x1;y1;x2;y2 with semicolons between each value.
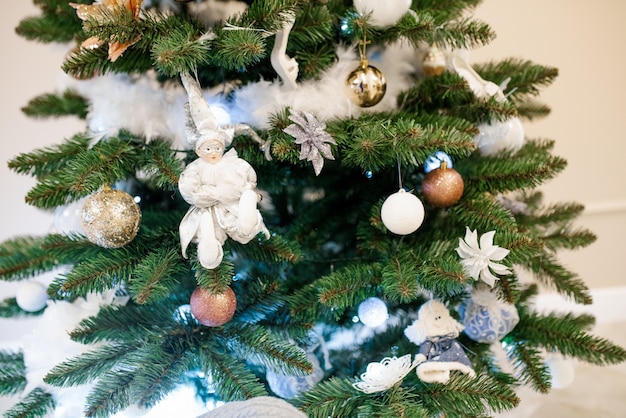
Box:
422;44;446;76
345;63;387;107
80;187;141;248
422;163;464;207
190;286;237;327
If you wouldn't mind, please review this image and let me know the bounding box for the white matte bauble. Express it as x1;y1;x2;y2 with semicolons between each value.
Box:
354;0;412;27
545;355;575;389
475;117;525;156
54;197;88;236
16;281;48;312
358;297;389;327
380;189;425;235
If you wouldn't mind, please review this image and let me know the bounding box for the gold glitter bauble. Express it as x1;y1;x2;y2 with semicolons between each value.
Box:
80;188;141;248
422;163;464;208
190;286;237;327
345;63;387;107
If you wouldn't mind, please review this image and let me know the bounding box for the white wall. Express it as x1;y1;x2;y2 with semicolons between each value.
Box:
1;1;624;290
472;1;626;289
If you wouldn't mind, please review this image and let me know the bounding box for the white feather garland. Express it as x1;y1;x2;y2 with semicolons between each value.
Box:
62;42;419;150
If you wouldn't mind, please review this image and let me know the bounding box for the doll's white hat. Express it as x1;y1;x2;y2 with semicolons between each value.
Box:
181;71;234;149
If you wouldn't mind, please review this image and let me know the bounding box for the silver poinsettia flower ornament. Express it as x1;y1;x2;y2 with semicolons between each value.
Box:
283;110;337;176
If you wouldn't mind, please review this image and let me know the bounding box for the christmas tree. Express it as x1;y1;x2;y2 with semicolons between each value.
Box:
2;0;625;417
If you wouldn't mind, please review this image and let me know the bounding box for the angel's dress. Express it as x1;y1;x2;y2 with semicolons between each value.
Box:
178;148;270;269
416;334;475;383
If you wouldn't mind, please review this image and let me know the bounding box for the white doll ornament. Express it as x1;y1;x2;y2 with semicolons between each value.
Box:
178;72;270;269
404;300;475;384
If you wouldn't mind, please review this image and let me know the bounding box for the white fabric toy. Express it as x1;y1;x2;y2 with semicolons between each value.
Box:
404;300;475;384
178;72;270;269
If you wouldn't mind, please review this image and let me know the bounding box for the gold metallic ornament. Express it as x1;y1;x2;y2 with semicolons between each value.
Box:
346;63;387;107
345;30;387;107
421;162;464;207
80;186;141;248
422;44;446;77
190;286;237;327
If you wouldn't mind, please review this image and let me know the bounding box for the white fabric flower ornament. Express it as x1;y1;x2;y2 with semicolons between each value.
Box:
456;227;511;287
353;354;418;394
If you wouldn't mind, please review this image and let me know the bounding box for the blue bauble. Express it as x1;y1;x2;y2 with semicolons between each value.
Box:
267;353;324;399
460;287;519;344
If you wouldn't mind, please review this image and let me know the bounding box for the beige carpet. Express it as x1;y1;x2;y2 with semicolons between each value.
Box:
498;321;626;417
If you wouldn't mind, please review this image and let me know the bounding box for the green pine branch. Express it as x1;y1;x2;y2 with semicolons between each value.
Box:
505;341;551;393
15;7;80;44
69;302;182;345
228;234;302;264
512;310;626;365
475;58;559;100
139;138;184;190
329;115;476;172
128;247;188;305
514;98;552;121
523;252;593;305
541;227;597;251
316;263;383;312
414;0;483;21
44;342;141;388
21;90;88;119
23;134;143;209
0;350;27;396
449;193;518;233
0;236;60;282
232;279;287;324
83;370;134;418
294;377;365;418
417;374;520;416
382;253;424;303
197;347;268;401
461;139;567;195
48;247;141;299
8;134;91;178
417;252;471;299
192;259;235;292
3;388;55;418
221;323;312;376
113;343;194;409
150;14;212;77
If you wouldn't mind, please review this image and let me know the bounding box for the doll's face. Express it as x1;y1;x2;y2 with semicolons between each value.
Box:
196;140;224;164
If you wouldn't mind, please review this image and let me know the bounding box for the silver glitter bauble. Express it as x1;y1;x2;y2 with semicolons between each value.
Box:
80;187;141;248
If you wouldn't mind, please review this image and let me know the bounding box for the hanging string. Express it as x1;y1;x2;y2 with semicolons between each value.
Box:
397;159;403;190
358;28;371;67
